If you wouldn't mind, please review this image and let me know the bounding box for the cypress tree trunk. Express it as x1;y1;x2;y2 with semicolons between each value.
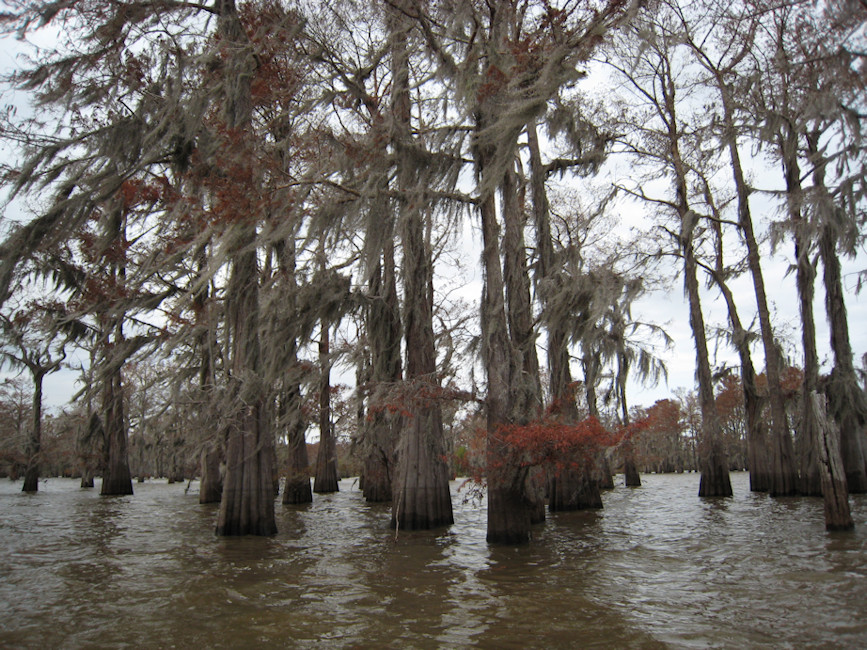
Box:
101;362;133;496
213;0;277;536
779;126;822;495
314;321;339;493
273;237;312;506
78;409;100;488
199;444;223;504
389;3;452;529
282;383;312;504
21;371;44;493
527;121;601;511
813;392;854;531
795;229;823;496
623;452;641;488
723;85;796;496
501;167;545;524
818;224;867;493
684;219;731;498
390;200;453;528
362;236;401;503
216;233;277;535
480;188;531;543
706;234;768;492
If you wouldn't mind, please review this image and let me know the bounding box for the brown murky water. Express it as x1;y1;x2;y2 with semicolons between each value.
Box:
1;472;865;648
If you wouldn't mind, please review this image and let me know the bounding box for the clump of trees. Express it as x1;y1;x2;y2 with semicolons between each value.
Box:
0;0;864;539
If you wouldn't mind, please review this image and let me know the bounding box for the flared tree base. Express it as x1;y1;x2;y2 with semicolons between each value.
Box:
282;478;313;505
487;487;531;545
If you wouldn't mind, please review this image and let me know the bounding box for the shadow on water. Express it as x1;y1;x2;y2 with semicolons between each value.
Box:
1;473;866;647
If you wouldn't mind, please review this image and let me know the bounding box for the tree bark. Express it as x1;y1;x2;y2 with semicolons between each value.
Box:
21;371;44;493
362;236;401;503
527;120;601;511
213;0;277;535
314;321;339;493
719;76;796;496
100;362;133;496
282;382;312;504
813;392;854;531
389;2;453;529
480;187;531;543
818;224;867;493
501;166;546;523
199;444;223;504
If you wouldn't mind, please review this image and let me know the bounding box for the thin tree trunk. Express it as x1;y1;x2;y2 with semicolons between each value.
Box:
501;166;545;523
21;371;44;492
314;321;339;493
194;242;223;504
719;79;796;496
527;120;601;511
362;235;401;503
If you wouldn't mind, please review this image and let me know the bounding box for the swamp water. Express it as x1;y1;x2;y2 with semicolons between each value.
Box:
1;472;866;648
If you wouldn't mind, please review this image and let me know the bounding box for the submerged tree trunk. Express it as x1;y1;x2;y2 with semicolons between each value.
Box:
818;224;867;493
78;408;101;488
813;392;854;531
216;232;277;535
213;0;276;536
501;167;545;524
282;383;312;504
527;121;601;511
684;226;731;498
199;444;223;504
362;236;401;503
21;372;44;492
623;451;641;488
101;362;133;496
480;185;531;543
389;3;452;530
314;321;339;494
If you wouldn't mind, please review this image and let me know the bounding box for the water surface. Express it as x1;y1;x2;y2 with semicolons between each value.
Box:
1;472;865;648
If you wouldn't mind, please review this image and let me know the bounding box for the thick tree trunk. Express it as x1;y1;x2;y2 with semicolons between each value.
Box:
199;444;223;504
597;453;615;490
282;386;312;504
388;3;452;529
213;0;277;536
819;224;867;493
813;392;854;531
21;372;44;493
480;188;531;544
549;468;603;510
101;364;133;496
623;452;641;488
216;237;277;535
390;202;453;528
